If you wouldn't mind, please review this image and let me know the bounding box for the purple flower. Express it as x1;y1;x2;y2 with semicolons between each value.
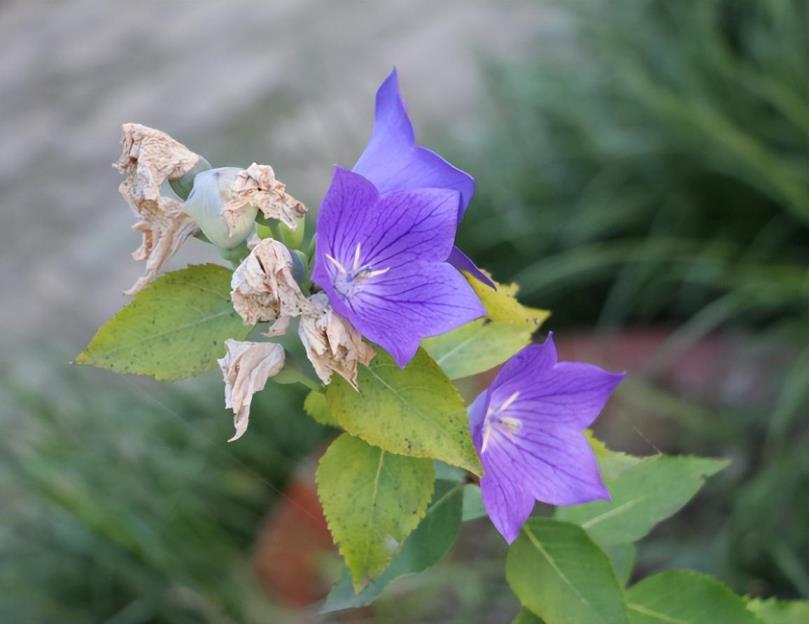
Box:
312;168;485;368
469;334;625;542
353;69;494;288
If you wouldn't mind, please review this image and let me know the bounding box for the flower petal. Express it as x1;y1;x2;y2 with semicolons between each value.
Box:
352;69;475;221
313;167;460;274
487;422;609;509
298;293;375;387
231;238;311;326
336;260;485;368
447;246;496;289
126;197;198;296
115;124;202;293
218;340;285;442
470;393;535;543
223;163;305;233
490;335;625;430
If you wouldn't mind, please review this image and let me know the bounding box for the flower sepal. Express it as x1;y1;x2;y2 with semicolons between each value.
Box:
169;155;212;200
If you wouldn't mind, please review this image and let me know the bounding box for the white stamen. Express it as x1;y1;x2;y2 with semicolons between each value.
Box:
352;243;362;272
500;391;521;412
363;266;391;279
325;253;347;275
481;425;493;454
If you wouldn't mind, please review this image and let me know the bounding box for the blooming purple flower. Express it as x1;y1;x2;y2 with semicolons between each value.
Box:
353;69;494;288
312;167;485;368
469;334;625;542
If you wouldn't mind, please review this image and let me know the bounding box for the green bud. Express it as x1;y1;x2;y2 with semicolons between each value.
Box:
256;223;274;240
182;167;256;249
277;216;306;250
289;248;308;286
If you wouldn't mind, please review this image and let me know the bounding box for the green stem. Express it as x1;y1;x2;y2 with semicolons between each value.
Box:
219;243;250;269
273;358;321;391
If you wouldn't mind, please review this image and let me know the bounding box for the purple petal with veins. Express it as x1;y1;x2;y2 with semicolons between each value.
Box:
469;334;625;543
313;167;485;368
352;68;492;287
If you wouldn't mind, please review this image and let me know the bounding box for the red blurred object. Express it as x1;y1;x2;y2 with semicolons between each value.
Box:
252;459;335;608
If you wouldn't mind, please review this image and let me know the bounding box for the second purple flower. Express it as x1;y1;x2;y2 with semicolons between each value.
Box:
470;334;625;542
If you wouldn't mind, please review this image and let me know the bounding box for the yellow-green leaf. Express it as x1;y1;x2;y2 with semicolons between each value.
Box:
316;434;434;591
747;597;809;624
326;349;482;474
304;390;338;427
322;479;464;612
76;264;252;380
423;275;549;379
512;609;544;624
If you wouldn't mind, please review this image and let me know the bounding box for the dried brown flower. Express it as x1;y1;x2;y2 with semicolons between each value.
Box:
222;163;306;234
218;339;286;442
114;123;202;294
298;293;375;388
231;238;311;326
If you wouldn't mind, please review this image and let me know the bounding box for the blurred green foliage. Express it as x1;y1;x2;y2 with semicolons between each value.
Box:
0;361;326;623
455;0;808;600
464;0;809;326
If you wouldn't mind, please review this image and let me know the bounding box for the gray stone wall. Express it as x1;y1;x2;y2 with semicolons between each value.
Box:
0;1;545;355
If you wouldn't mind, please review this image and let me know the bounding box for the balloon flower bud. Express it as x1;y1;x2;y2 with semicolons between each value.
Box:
182;167;257;249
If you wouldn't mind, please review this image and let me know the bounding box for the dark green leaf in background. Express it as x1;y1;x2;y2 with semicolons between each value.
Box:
506;519;628;624
625;571;761;624
461;483;487;522
556;455;727;547
606;542;637;587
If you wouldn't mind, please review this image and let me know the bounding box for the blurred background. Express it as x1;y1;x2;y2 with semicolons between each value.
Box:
1;1;807;622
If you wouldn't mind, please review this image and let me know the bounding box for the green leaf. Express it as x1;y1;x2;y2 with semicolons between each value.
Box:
76;264;251;380
303;391;338;427
747;597;809;624
513;609;544;624
605;542;636;586
462;483;487;522
626;571;760;623
316;434;435;591
506;519;628;624
434;461;466;482
586;432;642;481
423;276;549;379
326;348;482;474
556;455;728;547
321;479;463;612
